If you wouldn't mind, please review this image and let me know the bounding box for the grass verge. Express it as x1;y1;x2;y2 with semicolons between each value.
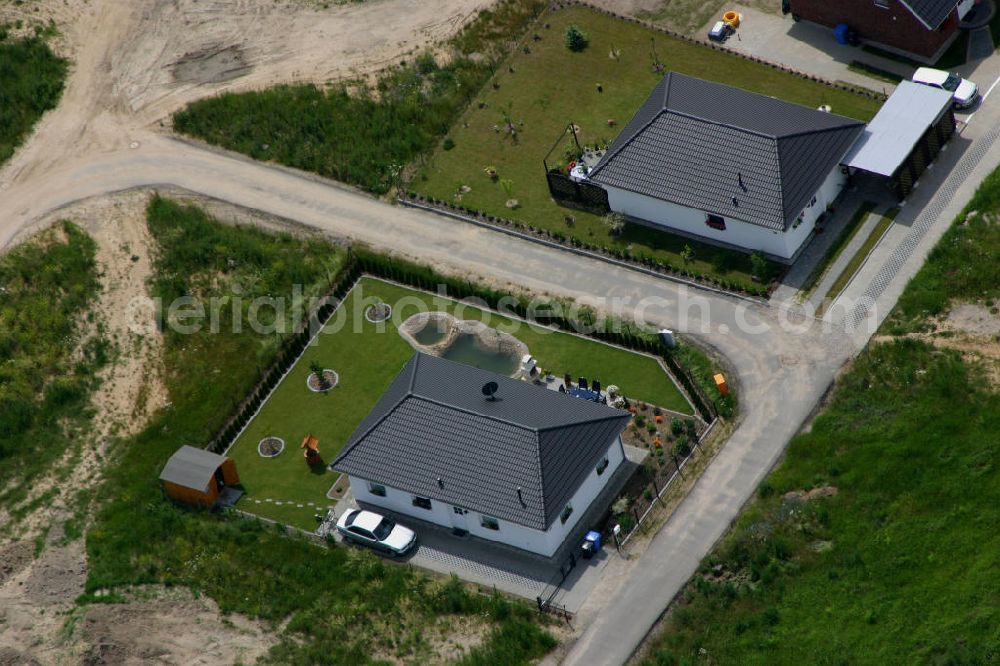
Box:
0;32;67;166
414;5;881;293
799;201;875;299
0;223;104;524
87;196;556;664
817;208;898;315
639;164;1000;665
847;61;903;84
229;277;692;529
173;0;547;195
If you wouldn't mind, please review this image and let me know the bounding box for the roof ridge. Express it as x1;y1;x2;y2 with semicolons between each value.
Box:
588;109;667;180
535;411;630;433
330;394;411;467
665;108;779;139
331;356;420;467
410;394;539;432
776;121;865;141
897;0;955;29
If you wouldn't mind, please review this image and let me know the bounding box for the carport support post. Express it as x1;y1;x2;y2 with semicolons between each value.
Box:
536;596;544;612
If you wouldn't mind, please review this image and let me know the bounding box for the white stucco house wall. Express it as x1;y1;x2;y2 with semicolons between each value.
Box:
332;353;631;558
587;72;866;263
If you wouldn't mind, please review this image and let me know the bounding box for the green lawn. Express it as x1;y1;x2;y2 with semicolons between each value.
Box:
641;164;1000;664
0;223;103;526
229;278;691;529
414;5;882;292
88;199;556;664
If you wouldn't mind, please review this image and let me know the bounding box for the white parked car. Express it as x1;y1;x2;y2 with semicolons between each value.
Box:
336;509;417;556
912;67;979;109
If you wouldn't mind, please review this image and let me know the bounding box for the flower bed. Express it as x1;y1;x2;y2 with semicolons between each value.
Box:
258;437;285;458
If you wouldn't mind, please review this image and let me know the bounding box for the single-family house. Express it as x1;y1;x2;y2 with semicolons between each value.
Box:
785;0;977;62
331;353;631;557
586;72;866;263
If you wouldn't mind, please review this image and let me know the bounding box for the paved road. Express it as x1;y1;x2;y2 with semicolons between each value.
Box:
1;53;999;666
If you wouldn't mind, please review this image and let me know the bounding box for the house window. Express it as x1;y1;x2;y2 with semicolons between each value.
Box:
808;195;817;208
481;515;500;531
705;214;726;231
412;496;432;510
367;482;387;497
596;457;610;475
560;503;574;524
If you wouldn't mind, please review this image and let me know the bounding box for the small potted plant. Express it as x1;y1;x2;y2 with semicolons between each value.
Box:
484;165;498;180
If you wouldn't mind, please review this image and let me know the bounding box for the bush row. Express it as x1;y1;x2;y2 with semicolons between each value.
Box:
208;260;364;453
207;243;726;456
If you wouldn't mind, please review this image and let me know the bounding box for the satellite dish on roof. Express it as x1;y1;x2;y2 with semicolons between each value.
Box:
482;381;499;400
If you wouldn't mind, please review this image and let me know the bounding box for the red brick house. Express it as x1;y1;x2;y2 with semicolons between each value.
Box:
786;0;977;62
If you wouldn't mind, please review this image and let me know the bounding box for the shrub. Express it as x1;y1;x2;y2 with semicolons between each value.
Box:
0;36;68;166
564;24;589;52
443;137;456;151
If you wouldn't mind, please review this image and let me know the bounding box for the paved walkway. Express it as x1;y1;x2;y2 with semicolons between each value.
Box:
769;179;893;307
969;27;994;61
698;5;909;94
805;208;886;312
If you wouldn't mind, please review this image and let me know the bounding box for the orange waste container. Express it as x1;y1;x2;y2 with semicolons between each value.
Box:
714;373;729;397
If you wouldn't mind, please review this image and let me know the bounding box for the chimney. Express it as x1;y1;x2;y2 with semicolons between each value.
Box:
437;477;444;489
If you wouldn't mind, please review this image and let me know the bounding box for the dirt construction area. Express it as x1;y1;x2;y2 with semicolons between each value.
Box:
0;0;492;188
0;1;494;663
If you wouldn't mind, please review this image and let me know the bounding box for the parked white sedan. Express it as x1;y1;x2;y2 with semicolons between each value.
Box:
912;67;979;108
336;509;417;556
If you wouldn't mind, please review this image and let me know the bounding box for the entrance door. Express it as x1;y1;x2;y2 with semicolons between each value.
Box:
451;506;469;535
214;466;225;492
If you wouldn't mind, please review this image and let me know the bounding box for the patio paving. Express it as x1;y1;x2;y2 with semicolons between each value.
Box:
320;444;648;612
697;6;910;94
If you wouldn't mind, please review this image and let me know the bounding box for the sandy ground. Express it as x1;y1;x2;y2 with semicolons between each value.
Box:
0;0;492;190
0;193;273;666
0;536;275;665
0;1;493;659
873;301;1000;387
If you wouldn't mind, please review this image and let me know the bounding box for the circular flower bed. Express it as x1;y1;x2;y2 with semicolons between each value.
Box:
258;437;285;458
307;369;339;392
365;302;392;323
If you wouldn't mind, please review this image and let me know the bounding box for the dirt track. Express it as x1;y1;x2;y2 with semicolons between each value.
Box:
0;0;490;190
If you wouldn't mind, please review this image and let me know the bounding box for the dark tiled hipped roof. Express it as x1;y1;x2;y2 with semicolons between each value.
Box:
332;353;630;531
588;72;865;231
901;0;960;29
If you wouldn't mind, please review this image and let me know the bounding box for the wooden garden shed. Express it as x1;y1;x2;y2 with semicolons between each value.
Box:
159;445;240;507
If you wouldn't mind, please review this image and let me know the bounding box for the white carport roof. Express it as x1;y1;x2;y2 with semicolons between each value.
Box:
844;81;954;177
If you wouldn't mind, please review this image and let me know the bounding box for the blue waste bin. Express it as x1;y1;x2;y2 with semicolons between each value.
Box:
581;530;602;559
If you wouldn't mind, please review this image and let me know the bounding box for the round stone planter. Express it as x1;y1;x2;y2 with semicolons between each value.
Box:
258;437;285;458
365;303;392;323
307;369;339;393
